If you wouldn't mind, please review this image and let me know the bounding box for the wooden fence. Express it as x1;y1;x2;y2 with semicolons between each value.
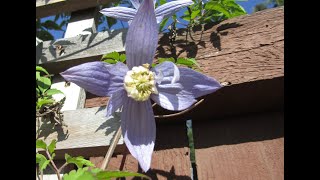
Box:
36;0;284;179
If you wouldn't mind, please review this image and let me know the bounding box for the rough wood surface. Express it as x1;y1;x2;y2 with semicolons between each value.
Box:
37;7;283;77
36;0;113;18
83;7;284;107
90;121;192;179
193;112;284;180
36;106;125;159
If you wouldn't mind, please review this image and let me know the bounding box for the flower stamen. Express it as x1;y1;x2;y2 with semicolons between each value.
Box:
124;64;158;101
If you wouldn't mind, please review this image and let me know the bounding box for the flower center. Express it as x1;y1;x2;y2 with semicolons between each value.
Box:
124;64;158;101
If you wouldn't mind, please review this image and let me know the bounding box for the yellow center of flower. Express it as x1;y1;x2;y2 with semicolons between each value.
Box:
124;64;158;101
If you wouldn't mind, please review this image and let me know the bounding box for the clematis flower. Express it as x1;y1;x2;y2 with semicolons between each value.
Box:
61;0;221;172
100;0;194;24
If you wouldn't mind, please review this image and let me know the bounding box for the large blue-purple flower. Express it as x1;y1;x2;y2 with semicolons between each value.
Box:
61;0;221;172
100;0;193;24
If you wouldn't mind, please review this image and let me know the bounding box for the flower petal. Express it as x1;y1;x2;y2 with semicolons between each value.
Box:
178;67;222;98
125;0;159;69
106;89;126;117
151;62;221;111
152;61;180;84
100;7;137;22
155;0;193;20
121;98;155;172
60;62;128;96
130;0;142;9
151;89;197;111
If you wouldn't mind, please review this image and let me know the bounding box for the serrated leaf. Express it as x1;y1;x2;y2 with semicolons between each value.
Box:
89;168;102;174
36;154;50;171
45;89;64;96
47;139;57;154
36;66;49;75
65;154;94;168
119;54;126;62
96;171;150;179
176;58;199;68
63;168;95;180
36;139;47;149
37;77;51;93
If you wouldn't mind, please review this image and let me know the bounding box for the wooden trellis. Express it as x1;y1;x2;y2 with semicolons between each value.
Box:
36;0;284;179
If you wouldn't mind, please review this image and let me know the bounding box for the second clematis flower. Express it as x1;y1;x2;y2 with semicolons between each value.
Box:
100;0;194;24
61;0;221;172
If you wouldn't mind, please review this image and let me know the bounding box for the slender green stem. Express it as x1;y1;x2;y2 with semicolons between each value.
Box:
46;150;61;180
58;162;68;173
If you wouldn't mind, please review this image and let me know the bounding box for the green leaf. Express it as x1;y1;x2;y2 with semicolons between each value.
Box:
37;77;51;93
191;9;200;19
176;58;199;68
36;72;41;80
37;30;54;41
119;54;126;63
159;17;169;32
45;89;64;96
37;98;55;109
106;17;117;29
36;66;49;75
36;154;50;171
65;154;95;169
158;57;175;63
36;139;47;149
47;139;57;154
205;2;231;18
159;0;166;5
103;59;117;64
63;168;95;180
96;171;150;179
36;88;40;96
101;51;120;61
41;20;62;30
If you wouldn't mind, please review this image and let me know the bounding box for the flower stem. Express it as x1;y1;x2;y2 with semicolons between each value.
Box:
58;162;68;173
46;150;61;180
100;126;122;170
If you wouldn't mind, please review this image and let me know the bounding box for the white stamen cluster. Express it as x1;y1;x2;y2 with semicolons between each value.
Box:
124;64;158;101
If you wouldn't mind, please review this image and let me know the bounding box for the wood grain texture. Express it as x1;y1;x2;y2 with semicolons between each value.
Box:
36;106;125;158
193;112;284;180
37;7;283;77
36;0;114;18
90;121;192;179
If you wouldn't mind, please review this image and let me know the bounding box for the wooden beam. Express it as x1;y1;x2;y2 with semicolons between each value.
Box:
36;0;114;18
193;112;283;179
36;7;284;75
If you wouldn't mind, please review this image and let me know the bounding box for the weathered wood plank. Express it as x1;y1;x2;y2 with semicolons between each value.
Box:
37;7;284;75
36;0;114;18
36;106;124;158
90;121;192;179
193;112;284;180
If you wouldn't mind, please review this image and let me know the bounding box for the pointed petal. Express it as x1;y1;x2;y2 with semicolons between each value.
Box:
152;61;180;84
60;62;128;96
125;0;159;69
130;0;141;9
106;89;126;117
100;7;137;22
151;62;221;111
121;98;155;172
178;67;222;98
155;0;193;20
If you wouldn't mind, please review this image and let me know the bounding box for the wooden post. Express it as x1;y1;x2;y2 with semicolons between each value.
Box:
51;7;99;111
